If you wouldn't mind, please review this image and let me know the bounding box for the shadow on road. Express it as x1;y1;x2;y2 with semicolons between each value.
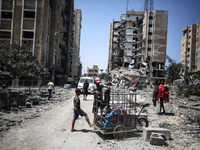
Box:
77;129;93;133
94;130;142;140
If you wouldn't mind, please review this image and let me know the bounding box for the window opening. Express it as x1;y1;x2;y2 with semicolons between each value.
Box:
23;31;34;39
1;12;12;19
0;31;11;38
24;11;35;18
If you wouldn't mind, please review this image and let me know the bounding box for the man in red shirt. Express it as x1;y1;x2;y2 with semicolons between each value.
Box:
156;79;169;114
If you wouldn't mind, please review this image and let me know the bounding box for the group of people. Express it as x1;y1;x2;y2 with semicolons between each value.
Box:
45;78;169;132
71;77;110;132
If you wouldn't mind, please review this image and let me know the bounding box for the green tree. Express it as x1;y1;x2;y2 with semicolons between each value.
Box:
99;73;112;82
165;55;183;84
0;42;50;80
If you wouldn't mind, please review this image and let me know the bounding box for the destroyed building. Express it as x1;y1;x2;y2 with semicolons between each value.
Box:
87;65;99;79
0;0;82;85
180;19;200;72
107;9;168;84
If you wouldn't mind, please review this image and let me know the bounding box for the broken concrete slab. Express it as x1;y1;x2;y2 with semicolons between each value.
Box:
188;143;200;150
150;132;168;146
143;127;171;141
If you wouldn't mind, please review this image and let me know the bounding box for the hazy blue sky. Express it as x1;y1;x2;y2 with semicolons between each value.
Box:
74;0;200;73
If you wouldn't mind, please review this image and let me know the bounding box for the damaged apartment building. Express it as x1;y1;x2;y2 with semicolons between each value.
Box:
108;8;168;84
180;19;200;72
0;0;82;85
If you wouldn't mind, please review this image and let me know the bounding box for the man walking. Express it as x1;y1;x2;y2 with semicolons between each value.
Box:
45;80;55;100
82;79;89;100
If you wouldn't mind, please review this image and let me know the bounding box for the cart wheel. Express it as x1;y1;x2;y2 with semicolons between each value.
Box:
113;125;127;140
136;118;149;130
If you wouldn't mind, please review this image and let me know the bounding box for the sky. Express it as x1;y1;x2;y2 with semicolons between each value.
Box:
74;0;200;74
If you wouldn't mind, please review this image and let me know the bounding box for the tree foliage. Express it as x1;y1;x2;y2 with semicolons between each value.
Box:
99;73;112;82
0;42;50;80
165;55;183;84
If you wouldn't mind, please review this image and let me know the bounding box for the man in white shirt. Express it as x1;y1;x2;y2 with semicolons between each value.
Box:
45;80;55;100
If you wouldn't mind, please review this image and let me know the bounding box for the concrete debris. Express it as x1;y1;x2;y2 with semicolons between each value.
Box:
143;127;171;141
150;132;168;146
188;143;200;150
1;83;200;149
109;68;146;86
0;87;73;134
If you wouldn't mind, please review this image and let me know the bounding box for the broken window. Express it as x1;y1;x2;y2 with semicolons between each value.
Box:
24;11;35;18
148;48;151;51
125;43;132;49
149;16;153;20
149;24;152;27
148;32;152;35
126;29;133;35
148;40;152;44
1;11;12;19
0;31;11;38
23;31;34;39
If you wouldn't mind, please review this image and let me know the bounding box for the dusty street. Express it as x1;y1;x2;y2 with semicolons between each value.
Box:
0;87;199;150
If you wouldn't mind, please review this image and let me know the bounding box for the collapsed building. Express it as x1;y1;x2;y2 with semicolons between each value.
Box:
107;9;168;85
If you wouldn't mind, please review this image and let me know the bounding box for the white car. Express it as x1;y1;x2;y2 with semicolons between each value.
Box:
77;77;94;93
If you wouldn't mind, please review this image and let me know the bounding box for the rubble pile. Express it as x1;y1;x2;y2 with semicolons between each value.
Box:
109;68;147;88
0;82;199;149
0;87;74;135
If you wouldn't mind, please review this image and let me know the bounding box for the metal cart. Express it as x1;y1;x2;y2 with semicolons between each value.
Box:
93;91;149;140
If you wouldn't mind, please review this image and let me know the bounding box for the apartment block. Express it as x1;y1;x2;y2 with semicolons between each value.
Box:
108;10;168;83
196;19;200;71
0;0;82;85
180;21;200;72
87;65;99;79
69;9;82;83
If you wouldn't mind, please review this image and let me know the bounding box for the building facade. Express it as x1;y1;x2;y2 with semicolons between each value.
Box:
180;19;200;72
87;65;99;79
108;10;168;83
0;0;81;85
69;9;82;83
197;19;200;71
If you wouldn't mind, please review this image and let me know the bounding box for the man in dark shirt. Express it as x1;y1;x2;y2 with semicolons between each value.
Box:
82;79;89;100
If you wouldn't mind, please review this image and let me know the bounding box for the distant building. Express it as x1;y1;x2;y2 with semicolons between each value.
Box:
0;0;82;85
87;65;99;79
108;10;168;84
180;19;200;72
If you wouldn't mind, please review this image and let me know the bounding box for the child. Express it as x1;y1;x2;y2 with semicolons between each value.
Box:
71;88;94;132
